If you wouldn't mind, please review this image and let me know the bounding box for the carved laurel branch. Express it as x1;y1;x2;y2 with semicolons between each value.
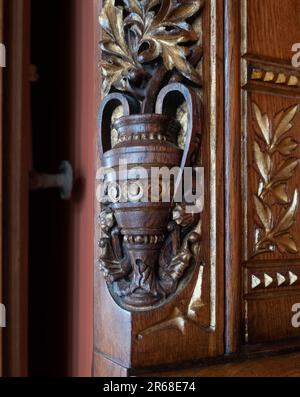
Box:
252;103;300;256
99;0;203;102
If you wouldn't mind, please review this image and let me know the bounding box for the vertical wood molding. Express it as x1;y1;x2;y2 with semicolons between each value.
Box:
224;0;242;354
3;0;31;376
0;0;3;377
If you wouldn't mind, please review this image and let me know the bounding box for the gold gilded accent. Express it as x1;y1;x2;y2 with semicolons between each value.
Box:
275;73;286;84
176;102;188;150
288;76;299;86
99;0;202;96
252;103;300;256
187;265;205;319
251;69;263;80
111;105;124;147
249;68;299;88
263;71;275;82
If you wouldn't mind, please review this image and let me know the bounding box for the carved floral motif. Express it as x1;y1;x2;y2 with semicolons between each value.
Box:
99;0;203;110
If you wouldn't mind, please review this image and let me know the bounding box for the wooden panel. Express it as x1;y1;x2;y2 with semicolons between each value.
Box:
247;0;300;61
245;93;300;261
239;0;300;346
94;0;225;374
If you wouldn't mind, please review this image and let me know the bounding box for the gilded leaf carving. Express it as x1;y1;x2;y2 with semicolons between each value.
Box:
254;195;273;233
271;184;289;204
253;141;271;184
99;0;202;98
273;157;299;183
271;105;299;149
277;137;298;156
252;103;300;256
274;190;298;235
253;103;271;145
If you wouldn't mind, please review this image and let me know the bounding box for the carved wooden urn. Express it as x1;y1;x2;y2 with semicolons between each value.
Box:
98;0;203;310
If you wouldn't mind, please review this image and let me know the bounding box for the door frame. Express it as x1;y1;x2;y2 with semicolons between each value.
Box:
2;0;31;377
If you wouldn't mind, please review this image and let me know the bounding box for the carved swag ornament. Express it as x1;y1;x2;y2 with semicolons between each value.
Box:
98;0;203;310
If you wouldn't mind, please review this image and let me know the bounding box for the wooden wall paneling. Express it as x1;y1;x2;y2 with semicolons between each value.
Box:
94;0;225;375
224;0;243;354
240;0;300;346
3;0;31;376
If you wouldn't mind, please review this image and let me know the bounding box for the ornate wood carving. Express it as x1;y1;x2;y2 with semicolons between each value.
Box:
240;0;300;346
251;270;299;290
251;69;299;87
137;262;207;338
98;0;203;310
252;103;300;257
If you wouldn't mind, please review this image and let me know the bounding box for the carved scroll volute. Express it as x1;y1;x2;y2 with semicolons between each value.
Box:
156;82;202;173
98;92;139;158
97;0;203;311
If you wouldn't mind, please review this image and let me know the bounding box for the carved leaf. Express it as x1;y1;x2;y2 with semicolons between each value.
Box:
139;36;200;85
271;184;289;204
101;59;132;95
100;0;133;61
276;233;298;254
168;1;203;23
254;195;273;232
100;0;202;95
123;0;144;17
253;103;270;145
277;137;299;156
273;158;299;182
275;190;298;234
254;141;271;184
160;36;201;85
272;105;299;147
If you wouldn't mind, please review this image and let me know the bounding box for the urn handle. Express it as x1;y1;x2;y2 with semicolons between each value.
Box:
156;83;202;193
98;93;140;158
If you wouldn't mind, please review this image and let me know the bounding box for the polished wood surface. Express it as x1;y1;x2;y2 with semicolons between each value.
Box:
224;0;243;355
2;0;31;376
144;351;300;377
